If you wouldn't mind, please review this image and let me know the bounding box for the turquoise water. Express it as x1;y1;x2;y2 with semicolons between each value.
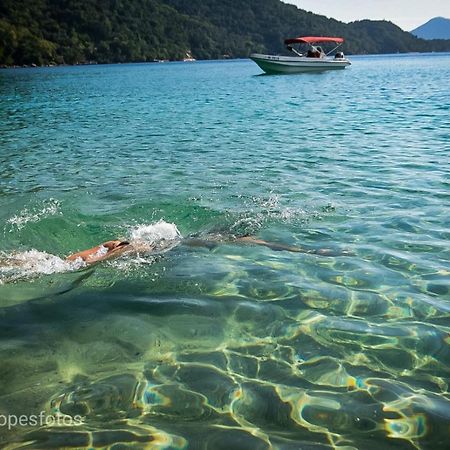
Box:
0;54;449;449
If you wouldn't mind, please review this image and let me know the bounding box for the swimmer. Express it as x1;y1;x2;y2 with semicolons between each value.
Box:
65;235;348;265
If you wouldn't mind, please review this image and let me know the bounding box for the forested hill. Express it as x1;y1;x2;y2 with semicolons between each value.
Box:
1;0;450;66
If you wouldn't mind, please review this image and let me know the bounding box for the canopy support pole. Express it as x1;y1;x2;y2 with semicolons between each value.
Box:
326;42;343;56
287;46;303;57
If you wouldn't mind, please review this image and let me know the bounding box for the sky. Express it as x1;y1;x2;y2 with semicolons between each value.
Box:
283;0;450;31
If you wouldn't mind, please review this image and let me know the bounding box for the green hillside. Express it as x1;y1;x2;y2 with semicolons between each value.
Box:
1;0;449;66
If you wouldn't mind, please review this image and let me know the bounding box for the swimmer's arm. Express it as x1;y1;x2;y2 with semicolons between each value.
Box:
66;240;132;265
66;245;104;263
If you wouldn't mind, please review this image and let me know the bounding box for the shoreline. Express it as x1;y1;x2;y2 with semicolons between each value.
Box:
1;50;450;70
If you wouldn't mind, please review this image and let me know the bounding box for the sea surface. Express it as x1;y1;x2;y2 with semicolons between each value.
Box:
0;54;449;449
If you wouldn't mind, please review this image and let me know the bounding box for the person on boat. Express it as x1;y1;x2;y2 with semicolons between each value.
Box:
66;235;347;266
307;46;321;58
315;46;325;57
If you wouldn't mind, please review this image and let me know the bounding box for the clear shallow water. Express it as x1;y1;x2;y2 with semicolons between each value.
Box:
0;54;449;449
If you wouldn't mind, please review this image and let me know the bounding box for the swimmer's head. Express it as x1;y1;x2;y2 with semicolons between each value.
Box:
102;240;130;251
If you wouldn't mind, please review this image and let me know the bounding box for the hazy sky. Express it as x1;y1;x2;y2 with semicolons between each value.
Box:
283;0;450;31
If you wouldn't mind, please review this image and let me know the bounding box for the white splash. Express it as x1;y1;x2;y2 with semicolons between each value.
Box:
92;245;108;258
0;250;85;284
7;199;61;231
0;220;182;284
130;220;181;249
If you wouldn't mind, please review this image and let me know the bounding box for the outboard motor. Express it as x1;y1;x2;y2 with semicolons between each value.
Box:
335;52;344;59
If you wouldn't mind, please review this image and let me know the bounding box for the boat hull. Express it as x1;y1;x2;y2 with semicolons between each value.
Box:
250;53;351;74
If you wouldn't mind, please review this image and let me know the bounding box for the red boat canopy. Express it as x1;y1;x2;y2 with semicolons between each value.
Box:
284;36;344;45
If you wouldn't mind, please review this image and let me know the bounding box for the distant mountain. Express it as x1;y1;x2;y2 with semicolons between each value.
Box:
1;0;450;66
411;17;450;40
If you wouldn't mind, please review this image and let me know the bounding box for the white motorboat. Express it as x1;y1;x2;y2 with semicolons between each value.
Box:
250;36;351;74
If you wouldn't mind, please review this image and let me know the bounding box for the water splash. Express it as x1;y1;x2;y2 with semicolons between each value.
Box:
129;220;182;254
130;220;181;244
0;250;84;284
228;194;333;236
107;220;182;273
0;220;181;284
6;198;61;231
